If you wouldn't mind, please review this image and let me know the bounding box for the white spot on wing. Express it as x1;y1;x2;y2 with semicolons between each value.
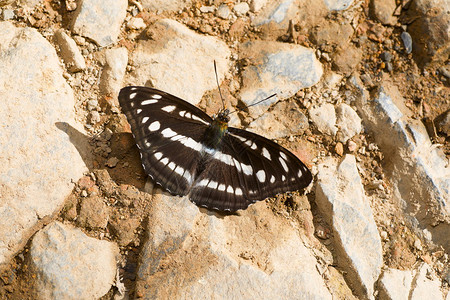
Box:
226;186;234;193
161;128;177;138
154;152;163;160
168;162;176;171
180;137;202;151
197;179;209;187
279;157;289;172
297;169;303;177
130;92;137;99
207;181;218;189
179;111;186;117
152;94;162;99
270;175;275;183
142;117;149;124
149;121;160;131
241;164;253;176
256;170;266;182
282;175;286;181
218;184;226;191
192;115;209;124
161;105;176;113
235;187;243;196
136;109;142;114
160;157;169;165
262;147;271;160
280;152;287;160
141;99;158;105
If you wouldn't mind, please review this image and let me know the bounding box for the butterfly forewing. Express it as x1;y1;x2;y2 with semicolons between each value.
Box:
119;87;211;195
119;86;312;212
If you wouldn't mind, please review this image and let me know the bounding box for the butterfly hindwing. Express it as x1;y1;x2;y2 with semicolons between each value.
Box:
190;127;312;211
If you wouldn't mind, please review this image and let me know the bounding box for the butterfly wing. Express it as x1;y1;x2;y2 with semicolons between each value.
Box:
118;86;212;196
190;127;312;211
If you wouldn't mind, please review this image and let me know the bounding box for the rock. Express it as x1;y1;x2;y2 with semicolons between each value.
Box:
410;263;444;300
136;192;332;299
252;0;299;27
71;0;127;47
109;217;141;246
216;4;231;19
200;5;215;13
233;2;250;16
370;0;397;26
403;0;450;67
309;103;337;136
78;195;109;229
54;30;86;72
0;22;86;268
99;47;128;100
250;0;269;12
246;100;309;139
434;108;450;137
310;22;354;50
126;17;146;30
316;155;383;299
335;103;362;142
335;142;344;156
323;0;354;11
127;19;231;106
29;222;118;299
239;40;322;118
140;0;193;12
332;46;362;76
351;77;450;252
2;8;14;20
401;31;412;54
378;268;414;300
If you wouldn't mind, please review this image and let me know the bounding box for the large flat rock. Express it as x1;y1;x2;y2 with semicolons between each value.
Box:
0;22;87;269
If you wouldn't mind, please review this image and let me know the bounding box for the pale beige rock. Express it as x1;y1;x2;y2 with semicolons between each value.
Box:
0;22;87;269
127;19;231;105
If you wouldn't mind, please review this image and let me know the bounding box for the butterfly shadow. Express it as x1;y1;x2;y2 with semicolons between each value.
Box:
56;122;156;189
55;122;95;170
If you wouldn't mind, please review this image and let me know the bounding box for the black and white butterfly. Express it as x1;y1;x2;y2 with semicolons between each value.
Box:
119;86;312;212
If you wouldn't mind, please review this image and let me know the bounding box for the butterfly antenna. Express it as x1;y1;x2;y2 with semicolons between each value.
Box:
214;60;226;111
228;93;277;115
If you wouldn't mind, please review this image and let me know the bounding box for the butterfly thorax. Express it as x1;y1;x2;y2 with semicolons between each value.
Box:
203;109;230;149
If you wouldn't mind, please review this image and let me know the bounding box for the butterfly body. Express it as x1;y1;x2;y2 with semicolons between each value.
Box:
119;86;312;212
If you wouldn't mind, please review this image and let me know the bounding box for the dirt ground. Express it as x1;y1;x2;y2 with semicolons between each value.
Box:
0;0;448;299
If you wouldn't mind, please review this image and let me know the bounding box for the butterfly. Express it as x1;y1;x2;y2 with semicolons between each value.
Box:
118;86;312;212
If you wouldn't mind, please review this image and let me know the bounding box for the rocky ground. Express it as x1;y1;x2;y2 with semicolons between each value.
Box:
0;0;449;299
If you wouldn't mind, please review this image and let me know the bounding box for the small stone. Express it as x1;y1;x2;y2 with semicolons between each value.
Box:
380;51;393;62
2;9;15;20
200;5;215;13
380;231;388;241
127;17;146;30
434;109;450;137
216;4;231;19
78;196;109;229
54;30;86;72
400;31;412;54
347;140;358;152
335;142;344;156
233;2;249;16
250;0;267;12
106;157;119;168
87;99;98;111
89;111;101;124
414;239;423;251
